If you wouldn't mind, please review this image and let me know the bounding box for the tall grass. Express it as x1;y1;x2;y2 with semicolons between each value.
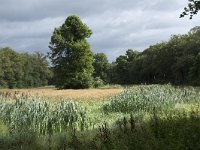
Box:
1;84;200;149
103;84;200;114
0;98;87;135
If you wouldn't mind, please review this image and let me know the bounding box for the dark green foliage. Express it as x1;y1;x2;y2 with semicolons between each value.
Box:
189;53;200;85
49;15;94;89
0;48;24;88
0;47;52;88
112;49;140;84
93;53;110;83
180;0;200;19
110;27;200;86
2;111;200;150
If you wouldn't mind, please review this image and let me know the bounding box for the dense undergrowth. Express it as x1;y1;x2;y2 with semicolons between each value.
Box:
1;84;200;149
1;109;200;150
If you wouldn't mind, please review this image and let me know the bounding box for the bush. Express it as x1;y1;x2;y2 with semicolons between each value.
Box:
93;77;105;88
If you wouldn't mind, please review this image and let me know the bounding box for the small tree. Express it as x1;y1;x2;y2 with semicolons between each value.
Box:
49;15;94;89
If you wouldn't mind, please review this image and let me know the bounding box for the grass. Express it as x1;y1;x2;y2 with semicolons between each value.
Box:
1;84;200;149
0;86;123;101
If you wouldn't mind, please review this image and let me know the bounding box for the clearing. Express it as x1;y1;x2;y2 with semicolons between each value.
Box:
0;87;123;100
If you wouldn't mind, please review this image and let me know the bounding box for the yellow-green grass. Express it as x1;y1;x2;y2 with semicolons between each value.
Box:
1;85;200;150
1;84;200;135
0;87;123;101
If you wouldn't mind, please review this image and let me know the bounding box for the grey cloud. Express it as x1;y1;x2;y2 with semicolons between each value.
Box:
0;0;143;22
144;0;183;11
0;0;200;61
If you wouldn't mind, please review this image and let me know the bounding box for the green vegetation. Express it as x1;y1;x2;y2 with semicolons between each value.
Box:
49;15;94;89
104;85;199;113
0;47;52;88
1;16;200;89
1;13;200;149
1;85;200;149
93;53;110;83
181;0;200;19
110;27;200;86
0;99;87;134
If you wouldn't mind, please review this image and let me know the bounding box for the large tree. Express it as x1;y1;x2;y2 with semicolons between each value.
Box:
49;15;94;89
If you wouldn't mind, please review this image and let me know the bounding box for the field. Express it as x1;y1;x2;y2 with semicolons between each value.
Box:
1;84;200;149
0;86;122;100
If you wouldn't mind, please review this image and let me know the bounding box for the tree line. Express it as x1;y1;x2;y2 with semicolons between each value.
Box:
0;47;52;88
1;14;200;89
49;15;200;88
109;27;200;86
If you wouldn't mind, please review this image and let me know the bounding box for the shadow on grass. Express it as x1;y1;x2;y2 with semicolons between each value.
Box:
1;110;200;150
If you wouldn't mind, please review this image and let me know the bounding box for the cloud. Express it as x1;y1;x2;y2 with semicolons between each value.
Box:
0;0;200;61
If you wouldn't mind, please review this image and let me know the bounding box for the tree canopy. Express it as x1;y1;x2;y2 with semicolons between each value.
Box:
49;15;94;89
2;16;200;89
109;27;200;86
0;47;52;88
93;53;110;82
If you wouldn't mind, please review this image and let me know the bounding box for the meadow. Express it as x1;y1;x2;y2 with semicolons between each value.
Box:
1;84;200;149
0;86;122;100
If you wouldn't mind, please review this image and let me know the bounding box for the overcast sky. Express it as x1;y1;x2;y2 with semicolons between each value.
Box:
0;0;200;61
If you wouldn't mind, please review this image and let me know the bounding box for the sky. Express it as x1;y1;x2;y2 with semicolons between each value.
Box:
0;0;200;61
